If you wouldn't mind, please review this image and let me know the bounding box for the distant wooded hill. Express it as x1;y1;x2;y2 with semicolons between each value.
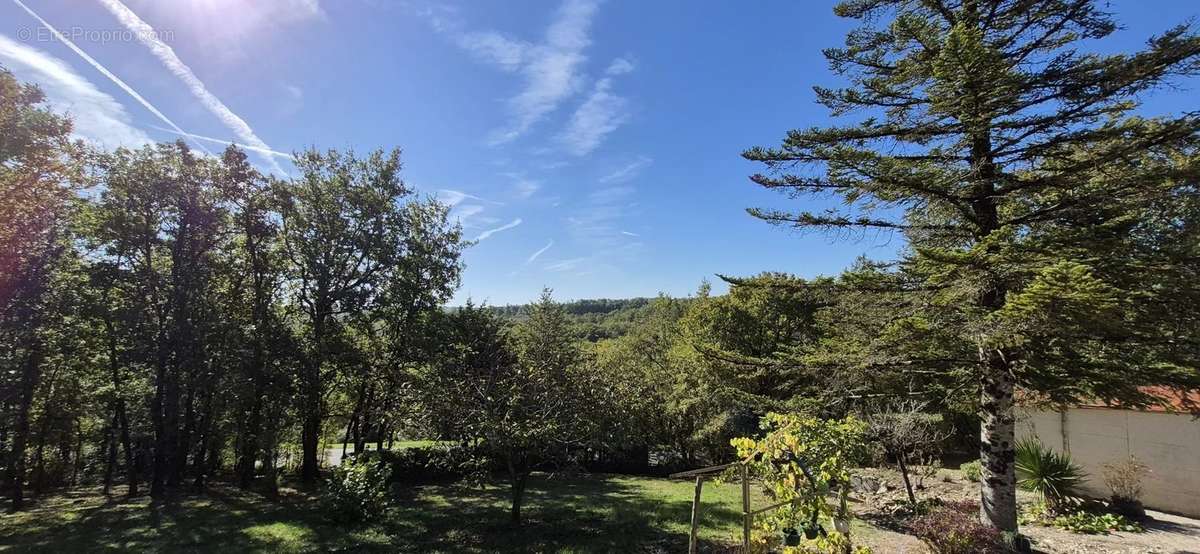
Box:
480;297;683;342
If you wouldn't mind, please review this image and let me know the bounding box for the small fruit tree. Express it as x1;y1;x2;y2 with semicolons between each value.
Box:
732;413;869;553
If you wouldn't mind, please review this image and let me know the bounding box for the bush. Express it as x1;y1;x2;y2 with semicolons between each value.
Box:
1015;439;1085;510
959;460;981;482
323;457;393;523
359;445;493;484
908;500;1004;554
1101;456;1149;518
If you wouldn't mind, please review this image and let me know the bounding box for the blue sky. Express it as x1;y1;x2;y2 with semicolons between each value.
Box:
2;0;1198;305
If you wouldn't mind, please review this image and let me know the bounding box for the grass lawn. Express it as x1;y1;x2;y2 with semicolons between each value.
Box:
0;473;773;553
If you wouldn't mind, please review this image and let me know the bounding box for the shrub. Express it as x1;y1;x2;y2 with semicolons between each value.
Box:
908;500;1004;554
959;460;981;482
1101;456;1149;518
1015;439;1085;511
323;457;393;523
359;445;490;484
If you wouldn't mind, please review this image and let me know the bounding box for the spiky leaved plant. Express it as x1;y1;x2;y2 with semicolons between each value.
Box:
1015;439;1085;513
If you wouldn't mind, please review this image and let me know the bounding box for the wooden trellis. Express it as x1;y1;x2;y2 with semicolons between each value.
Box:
670;455;816;553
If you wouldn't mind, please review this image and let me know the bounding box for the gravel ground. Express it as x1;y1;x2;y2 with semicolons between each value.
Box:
849;467;1200;554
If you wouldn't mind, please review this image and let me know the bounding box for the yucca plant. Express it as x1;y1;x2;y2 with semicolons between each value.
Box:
1015;438;1086;513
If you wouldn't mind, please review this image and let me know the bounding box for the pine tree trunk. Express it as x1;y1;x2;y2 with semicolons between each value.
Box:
980;355;1018;532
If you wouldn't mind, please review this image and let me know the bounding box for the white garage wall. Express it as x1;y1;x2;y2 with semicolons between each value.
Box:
1018;408;1200;517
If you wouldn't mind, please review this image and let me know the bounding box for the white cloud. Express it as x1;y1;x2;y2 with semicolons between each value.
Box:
606;57;635;75
499;173;543;199
515;179;541;198
97;0;287;174
545;257;587;272
8;0;206;154
455;204;485;220
599;156;652;183
475;218;523;241
0;34;151;150
526;240;554;264
277;83;304;117
430;0;600;144
621;230;640;237
437;188;500;207
457;31;529;71
560;65;633;156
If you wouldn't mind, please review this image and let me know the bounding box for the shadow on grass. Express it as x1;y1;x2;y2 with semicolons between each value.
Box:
0;473;745;553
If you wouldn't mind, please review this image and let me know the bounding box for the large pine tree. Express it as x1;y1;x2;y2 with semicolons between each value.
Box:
745;0;1200;531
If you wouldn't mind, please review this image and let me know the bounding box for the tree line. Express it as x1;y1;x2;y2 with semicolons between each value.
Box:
0;67;468;508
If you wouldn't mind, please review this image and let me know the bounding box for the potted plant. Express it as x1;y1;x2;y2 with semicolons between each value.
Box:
781;526;802;546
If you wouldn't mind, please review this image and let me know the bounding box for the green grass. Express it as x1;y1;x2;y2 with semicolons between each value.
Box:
0;473;766;553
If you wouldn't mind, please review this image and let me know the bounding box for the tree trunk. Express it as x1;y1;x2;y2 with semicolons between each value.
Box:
300;311;325;483
896;452;917;505
117;400;136;496
238;385;264;488
300;397;321;482
103;312;137;496
151;343;171;498
980;357;1018;532
192;392;213;490
172;388;196;487
7;341;43;511
102;412;117;495
70;418;83;486
509;462;529;526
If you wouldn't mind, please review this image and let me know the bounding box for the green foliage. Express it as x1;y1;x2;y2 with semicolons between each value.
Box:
733;413;868;550
959;460;982;482
1019;503;1144;535
745;0;1200;531
1015;439;1086;509
323;457;393;523
358;446;484;485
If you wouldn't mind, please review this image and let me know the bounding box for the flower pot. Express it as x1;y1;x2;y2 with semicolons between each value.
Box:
802;523;820;540
831;517;850;534
782;527;802;546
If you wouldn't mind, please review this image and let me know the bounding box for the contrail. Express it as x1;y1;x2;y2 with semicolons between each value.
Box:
96;0;286;175
8;0;211;155
475;218;522;241
149;125;293;159
526;240;554;264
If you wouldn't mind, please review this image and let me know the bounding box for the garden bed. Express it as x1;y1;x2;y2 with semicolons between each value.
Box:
847;466;1200;554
